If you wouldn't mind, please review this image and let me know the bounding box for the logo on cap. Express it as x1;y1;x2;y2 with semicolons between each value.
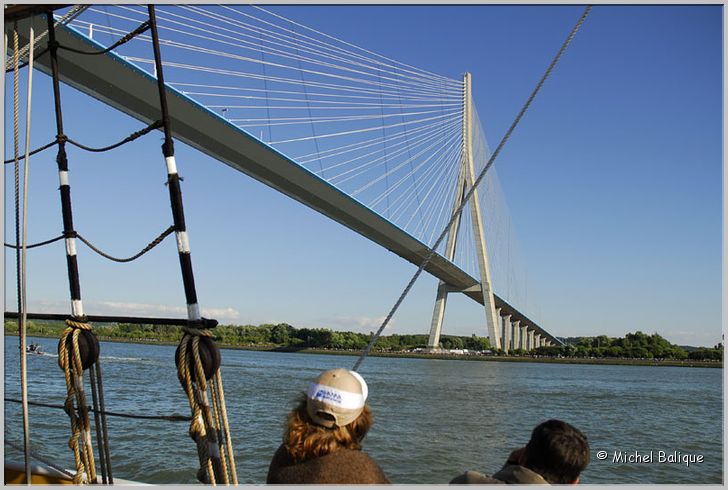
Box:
313;388;343;406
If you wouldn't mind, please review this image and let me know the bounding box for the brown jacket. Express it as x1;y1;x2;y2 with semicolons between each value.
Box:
450;464;550;485
266;444;390;484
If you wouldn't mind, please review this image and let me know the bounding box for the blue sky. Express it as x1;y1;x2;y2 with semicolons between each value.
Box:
3;5;723;347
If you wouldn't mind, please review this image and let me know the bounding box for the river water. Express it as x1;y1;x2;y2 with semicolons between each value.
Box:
3;337;723;484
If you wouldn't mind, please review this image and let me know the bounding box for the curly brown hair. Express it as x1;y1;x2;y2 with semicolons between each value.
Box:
284;393;373;463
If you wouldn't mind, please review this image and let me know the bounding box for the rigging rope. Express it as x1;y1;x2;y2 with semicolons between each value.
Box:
5;398;192;422
4;138;56;164
58;319;98;484
3;5;89;72
146;6;237;484
4;120;164;164
11;21;33;486
76;225;175;263
57;20;149;55
352;5;593;371
3;225;173;264
4;46;47;73
45;10;112;484
64;120;164;152
88;360;113;483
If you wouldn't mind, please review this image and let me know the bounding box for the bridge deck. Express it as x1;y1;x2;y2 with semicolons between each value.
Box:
10;16;558;345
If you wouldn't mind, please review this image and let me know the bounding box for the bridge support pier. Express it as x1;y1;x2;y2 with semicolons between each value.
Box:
502;314;512;353
512;320;520;353
520;324;528;351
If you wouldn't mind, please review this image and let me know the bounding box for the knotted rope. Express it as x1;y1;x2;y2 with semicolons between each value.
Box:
175;323;236;485
57;319;98;484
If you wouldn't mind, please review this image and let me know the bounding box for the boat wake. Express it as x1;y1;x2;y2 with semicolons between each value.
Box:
27;353;144;363
101;356;144;363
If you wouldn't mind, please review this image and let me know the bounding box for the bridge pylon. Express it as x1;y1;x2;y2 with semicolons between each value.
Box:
427;72;502;352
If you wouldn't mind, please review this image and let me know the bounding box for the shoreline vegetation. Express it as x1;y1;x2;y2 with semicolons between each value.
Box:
4;320;722;369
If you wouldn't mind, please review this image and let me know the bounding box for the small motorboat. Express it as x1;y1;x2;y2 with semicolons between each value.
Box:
26;344;43;355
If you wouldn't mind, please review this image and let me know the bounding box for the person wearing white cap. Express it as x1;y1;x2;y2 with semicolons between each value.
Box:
266;368;390;484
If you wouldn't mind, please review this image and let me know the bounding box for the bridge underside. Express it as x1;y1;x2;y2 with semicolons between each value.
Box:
9;16;560;346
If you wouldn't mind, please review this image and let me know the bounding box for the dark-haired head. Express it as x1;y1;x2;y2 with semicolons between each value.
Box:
521;419;590;484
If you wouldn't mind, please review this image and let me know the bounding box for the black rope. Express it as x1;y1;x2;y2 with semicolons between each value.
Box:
149;5;200;309
4;234;64;249
149;8;174;156
4;46;49;73
88;368;108;484
93;362;113;484
5;398;192;422
4;121;163;164
4;138;57;164
47;11;82;304
57;21;150;56
75;225;174;263
65;120;163;153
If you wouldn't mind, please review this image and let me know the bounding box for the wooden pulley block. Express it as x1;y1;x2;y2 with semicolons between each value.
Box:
175;335;221;384
58;330;100;371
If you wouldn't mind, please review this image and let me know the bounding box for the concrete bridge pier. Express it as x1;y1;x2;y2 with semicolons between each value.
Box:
520;324;528;351
502;314;512;353
512;320;520;352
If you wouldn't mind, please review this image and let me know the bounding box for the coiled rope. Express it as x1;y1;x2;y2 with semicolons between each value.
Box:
57;319;98;484
176;324;236;484
352;5;593;371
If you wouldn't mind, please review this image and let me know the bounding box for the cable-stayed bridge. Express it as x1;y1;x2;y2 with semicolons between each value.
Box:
11;5;560;350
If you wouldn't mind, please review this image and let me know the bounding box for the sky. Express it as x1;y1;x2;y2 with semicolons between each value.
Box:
3;4;723;348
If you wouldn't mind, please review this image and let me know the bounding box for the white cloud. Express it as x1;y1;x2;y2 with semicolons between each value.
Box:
98;301;186;316
201;307;241;322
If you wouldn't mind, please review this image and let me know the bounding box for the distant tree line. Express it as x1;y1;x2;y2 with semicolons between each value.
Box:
3;320;489;352
4;321;721;361
546;332;722;361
